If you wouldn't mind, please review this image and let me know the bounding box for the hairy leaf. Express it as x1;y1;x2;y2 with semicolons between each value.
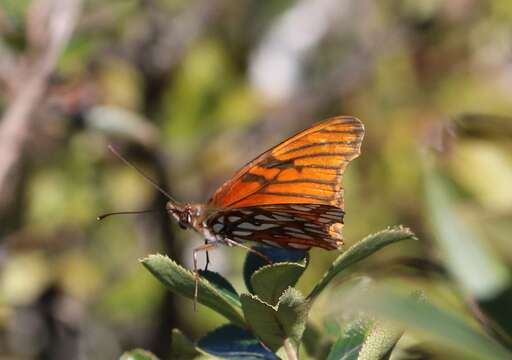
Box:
141;254;245;327
241;288;308;353
358;320;403;360
244;246;308;293
251;261;307;305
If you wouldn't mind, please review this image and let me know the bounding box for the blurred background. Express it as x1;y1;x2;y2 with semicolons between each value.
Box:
1;0;512;359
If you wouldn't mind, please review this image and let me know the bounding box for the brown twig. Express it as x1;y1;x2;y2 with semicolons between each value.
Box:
0;0;82;211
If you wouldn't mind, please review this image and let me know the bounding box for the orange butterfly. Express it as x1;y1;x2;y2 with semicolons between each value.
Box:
104;116;364;304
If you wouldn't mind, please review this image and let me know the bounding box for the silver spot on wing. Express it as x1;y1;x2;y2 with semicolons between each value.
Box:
284;227;305;234
233;230;252;236
255;214;275;221
289;233;314;240
272;213;294;221
290;204;314;212
239;222;279;231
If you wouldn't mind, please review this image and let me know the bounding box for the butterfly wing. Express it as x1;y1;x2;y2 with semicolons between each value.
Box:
208;116;364;209
205;204;345;250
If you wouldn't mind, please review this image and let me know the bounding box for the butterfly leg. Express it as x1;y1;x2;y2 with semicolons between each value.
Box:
224;238;272;264
204;239;211;271
192;241;219;311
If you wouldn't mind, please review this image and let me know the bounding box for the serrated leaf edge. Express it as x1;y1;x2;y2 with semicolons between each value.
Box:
250;262;308;304
277;287;308;308
241;292;278;310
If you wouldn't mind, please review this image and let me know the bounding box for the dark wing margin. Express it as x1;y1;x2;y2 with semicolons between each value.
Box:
206;204;346;250
208;116;364;209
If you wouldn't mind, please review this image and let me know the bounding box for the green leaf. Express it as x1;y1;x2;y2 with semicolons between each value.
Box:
241;288;309;353
357;320;403;360
85;106;159;146
244;246;308;293
277;288;309;350
171;329;201;360
308;226;417;300
198;269;240;305
326;323;368;360
240;294;282;351
354;287;512;360
251;260;307;305
141;254;245;327
120;349;159;360
424;169;510;300
197;324;279;359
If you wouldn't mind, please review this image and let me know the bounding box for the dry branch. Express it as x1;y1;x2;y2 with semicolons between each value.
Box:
0;0;82;210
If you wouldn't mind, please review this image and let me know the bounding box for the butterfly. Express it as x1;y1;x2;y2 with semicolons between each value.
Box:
102;116;364;306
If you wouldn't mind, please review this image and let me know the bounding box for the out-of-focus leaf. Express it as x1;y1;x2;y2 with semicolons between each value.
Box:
171;329;200;360
303;322;334;360
424;170;510;300
454;113;512;140
425;167;512;339
119;349;159;360
141;254;245;327
0;252;51;305
353;287;512;360
244;246;308;293
197;324;279;360
241;288;308;353
451;141;512;212
308;226;417;300
326;322;368;360
251;260;307;305
85;106;159;147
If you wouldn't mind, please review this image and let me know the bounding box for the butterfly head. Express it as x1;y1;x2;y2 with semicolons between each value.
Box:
166;201;204;230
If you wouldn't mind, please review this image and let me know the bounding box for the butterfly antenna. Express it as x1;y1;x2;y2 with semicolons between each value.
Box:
107;145;177;203
97;209;159;221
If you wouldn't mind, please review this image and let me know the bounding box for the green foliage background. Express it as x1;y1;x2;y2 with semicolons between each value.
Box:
1;1;512;359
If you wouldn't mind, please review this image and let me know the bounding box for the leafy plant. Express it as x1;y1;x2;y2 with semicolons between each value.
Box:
120;226;416;359
119;218;512;360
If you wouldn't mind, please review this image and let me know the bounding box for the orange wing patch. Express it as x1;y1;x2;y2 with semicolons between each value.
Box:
208;116;364;209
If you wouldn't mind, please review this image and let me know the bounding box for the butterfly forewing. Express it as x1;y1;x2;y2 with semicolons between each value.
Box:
208;116;364;209
206;204;345;250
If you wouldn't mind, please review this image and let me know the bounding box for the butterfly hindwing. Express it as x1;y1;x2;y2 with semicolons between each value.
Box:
208;116;364;209
206;204;345;250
